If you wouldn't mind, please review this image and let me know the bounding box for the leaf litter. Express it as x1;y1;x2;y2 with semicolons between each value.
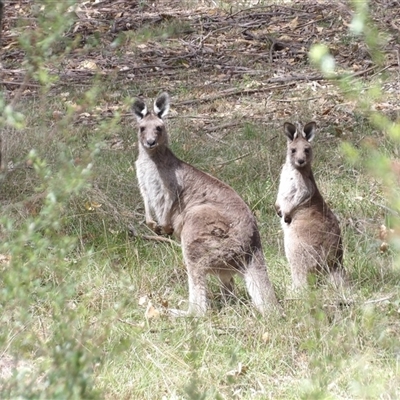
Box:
2;0;399;134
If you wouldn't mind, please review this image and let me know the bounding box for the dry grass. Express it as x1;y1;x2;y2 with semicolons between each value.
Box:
1;0;400;399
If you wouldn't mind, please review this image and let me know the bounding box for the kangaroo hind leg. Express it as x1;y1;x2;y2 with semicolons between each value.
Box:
243;250;279;315
218;270;236;306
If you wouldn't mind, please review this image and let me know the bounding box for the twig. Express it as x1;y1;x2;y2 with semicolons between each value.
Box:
296;17;327;30
368;63;399;79
226;4;275;19
203;121;241;133
275;96;319;102
215;151;251;167
168;115;209;120
215;134;277;169
368;198;400;217
10;73;31;107
0;0;3;49
177;83;296;106
267;65;380;85
282;298;305;302
175;66;381;107
0;80;41;88
129;221;180;246
90;184;138;223
118;318;138;326
198;25;231;46
1;324;28;359
142;235;181;246
364;295;393;305
341;65;377;79
205;132;227;144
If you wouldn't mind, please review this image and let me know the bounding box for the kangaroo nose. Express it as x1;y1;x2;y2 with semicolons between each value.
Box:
146;138;156;147
298;159;305;165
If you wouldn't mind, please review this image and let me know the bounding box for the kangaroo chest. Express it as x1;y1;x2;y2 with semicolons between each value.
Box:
135;155;180;220
278;165;313;208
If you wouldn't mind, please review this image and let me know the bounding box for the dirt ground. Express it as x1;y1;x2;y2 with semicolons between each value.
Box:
1;0;400;139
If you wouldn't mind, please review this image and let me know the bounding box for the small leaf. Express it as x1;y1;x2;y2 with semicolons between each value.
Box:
145;302;160;320
380;242;389;253
84;201;102;211
288;16;298;30
160;298;169;308
138;295;148;306
226;362;248;378
79;60;98;70
0;254;11;265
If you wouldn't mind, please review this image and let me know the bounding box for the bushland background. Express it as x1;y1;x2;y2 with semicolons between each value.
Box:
0;0;399;399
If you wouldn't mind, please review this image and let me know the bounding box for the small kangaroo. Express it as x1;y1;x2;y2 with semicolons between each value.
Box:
133;92;279;316
275;122;346;289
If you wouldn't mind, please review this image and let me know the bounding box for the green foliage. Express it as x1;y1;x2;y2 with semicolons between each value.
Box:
1;0;399;398
18;0;77;86
307;0;400;396
0;145;102;397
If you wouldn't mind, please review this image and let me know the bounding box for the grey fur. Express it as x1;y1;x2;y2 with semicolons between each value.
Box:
275;122;346;289
134;93;279;316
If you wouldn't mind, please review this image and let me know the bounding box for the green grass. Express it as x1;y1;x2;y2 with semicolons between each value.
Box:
1;1;400;398
2;89;400;399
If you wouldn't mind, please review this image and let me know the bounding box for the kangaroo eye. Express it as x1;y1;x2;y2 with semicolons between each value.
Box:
156;126;162;133
140;127;145;133
305;148;310;154
291;149;296;154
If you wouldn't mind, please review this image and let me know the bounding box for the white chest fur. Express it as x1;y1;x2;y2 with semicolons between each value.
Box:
276;163;314;220
135;155;174;223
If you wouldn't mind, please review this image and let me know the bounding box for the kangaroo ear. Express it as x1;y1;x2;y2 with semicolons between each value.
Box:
154;92;170;119
283;122;297;141
133;98;148;121
303;121;316;142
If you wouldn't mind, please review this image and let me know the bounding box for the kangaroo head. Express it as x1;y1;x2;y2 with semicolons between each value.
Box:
283;121;316;169
133;92;170;152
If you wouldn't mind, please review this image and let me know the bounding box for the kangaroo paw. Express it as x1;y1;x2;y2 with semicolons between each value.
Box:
147;220;162;235
162;224;174;235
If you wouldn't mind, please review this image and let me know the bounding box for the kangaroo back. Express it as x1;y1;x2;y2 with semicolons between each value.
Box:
133;93;279;316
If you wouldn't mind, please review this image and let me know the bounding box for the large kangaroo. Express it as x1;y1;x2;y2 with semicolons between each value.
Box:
133;92;279;316
275;122;346;289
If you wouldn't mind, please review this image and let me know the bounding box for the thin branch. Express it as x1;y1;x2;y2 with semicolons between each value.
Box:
205;132;227;144
368;199;400;217
275;96;319;103
10;73;31;107
215;134;278;168
0;0;3;49
176;83;296;106
215;151;252;167
364;295;393;304
368;63;399;79
0;80;41;88
142;235;181;246
175;65;386;107
203;121;241;133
